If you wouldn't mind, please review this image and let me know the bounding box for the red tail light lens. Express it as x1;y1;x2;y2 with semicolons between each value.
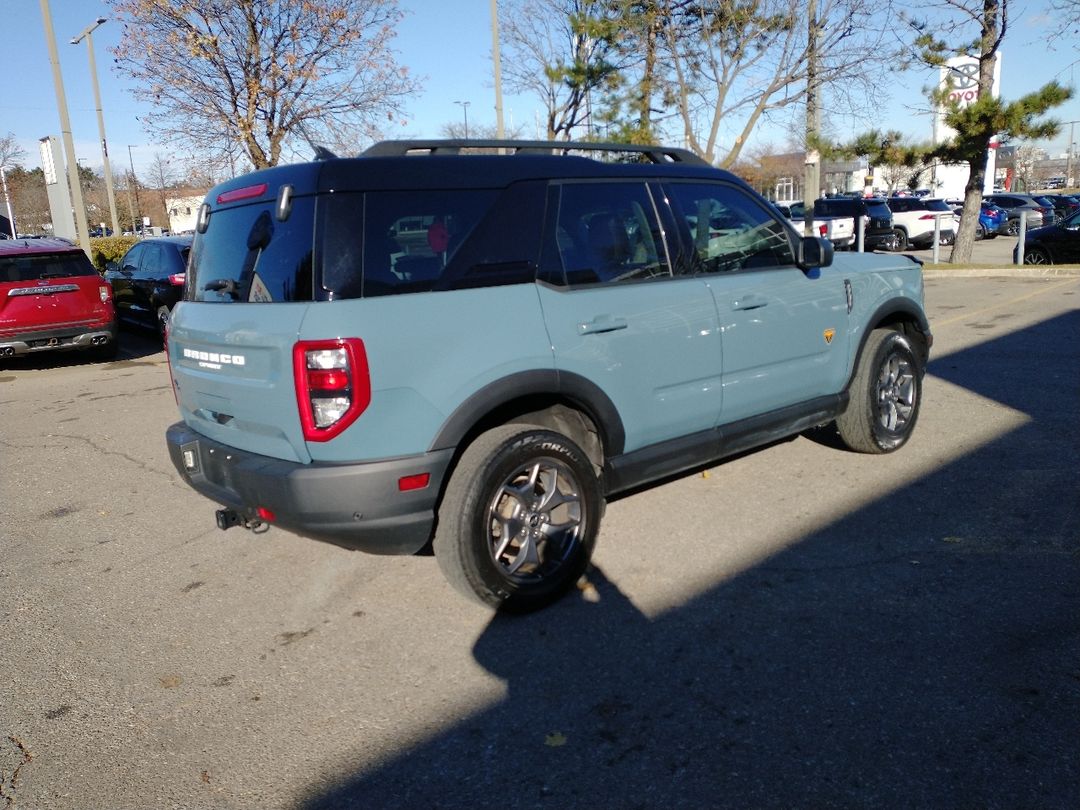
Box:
168;273;186;286
818;224;827;237
217;183;269;204
293;338;370;442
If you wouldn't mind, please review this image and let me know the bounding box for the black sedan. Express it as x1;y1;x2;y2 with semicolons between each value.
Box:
1015;208;1080;265
105;235;193;340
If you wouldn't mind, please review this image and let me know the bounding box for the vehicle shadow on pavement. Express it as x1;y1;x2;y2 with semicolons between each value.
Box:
304;312;1080;809
0;331;162;372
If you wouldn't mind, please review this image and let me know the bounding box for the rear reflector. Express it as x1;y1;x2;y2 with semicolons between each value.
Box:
256;506;276;522
217;183;269;204
398;473;431;492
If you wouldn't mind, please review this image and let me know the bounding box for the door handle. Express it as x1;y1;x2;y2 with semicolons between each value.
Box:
731;295;768;311
578;315;629;335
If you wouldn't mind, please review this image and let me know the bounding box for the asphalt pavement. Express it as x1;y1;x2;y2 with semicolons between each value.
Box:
2;276;1079;809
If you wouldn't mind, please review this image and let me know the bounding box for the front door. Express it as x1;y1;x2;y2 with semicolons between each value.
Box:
663;181;850;425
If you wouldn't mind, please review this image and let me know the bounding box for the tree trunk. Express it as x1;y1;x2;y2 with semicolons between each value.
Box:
948;0;1001;263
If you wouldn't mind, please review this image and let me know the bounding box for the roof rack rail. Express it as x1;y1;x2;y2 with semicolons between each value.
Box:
360;139;710;167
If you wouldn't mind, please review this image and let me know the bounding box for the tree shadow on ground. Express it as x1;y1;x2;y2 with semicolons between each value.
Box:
305;311;1080;809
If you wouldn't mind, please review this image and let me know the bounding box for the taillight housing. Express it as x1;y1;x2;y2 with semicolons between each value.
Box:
818;224;828;238
168;273;186;286
293;338;370;442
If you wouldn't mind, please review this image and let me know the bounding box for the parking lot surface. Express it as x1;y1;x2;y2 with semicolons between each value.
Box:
2;275;1079;808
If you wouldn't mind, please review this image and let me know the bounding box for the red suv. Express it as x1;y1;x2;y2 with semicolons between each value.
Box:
0;238;117;361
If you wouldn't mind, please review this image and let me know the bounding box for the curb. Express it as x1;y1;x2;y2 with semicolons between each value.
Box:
921;266;1080;279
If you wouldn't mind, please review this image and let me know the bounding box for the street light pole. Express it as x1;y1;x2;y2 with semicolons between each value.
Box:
455;101;471;139
0;166;16;238
127;145;141;234
1066;120;1077;188
39;0;91;255
490;0;505;140
71;17;120;237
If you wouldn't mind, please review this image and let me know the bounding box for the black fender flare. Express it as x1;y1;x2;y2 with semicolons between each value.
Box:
428;369;625;457
846;299;932;391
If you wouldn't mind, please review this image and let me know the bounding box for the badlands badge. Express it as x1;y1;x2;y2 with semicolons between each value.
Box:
823;328;836;344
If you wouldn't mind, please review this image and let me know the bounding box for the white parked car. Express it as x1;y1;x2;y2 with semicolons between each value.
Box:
886;198;959;250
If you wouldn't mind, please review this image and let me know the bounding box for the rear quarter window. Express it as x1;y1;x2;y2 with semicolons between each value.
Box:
187;198;315;302
319;186;542;299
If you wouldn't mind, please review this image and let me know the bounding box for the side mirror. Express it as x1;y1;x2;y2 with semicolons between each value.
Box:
798;236;834;270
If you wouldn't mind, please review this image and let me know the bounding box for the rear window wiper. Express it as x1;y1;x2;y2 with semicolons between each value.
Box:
202;278;239;299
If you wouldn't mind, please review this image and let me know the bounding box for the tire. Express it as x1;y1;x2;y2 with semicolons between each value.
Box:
156;305;171;342
891;228;908;251
1006;219;1020;236
974;223;986;240
835;329;922;454
1022;246;1051;265
433;425;602;612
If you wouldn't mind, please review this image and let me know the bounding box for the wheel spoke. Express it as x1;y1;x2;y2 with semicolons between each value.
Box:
504;531;541;575
876;352;915;432
485;455;585;580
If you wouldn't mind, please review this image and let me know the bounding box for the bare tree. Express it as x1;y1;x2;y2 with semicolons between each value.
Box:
0;133;26;170
499;0;628;140
662;0;888;168
108;0;420;169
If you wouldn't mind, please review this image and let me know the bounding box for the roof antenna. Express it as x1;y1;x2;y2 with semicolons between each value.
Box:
294;120;338;161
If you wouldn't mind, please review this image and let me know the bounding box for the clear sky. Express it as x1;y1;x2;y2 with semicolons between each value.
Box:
2;0;1078;179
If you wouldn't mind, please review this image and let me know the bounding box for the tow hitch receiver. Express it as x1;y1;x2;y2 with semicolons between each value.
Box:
215;508;268;533
216;508;244;530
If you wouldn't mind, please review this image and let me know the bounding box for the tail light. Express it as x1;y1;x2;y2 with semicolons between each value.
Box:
818;224;828;238
293;338;370;442
168;273;185;286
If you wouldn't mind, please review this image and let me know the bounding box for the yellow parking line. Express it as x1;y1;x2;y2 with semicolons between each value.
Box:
933;277;1080;328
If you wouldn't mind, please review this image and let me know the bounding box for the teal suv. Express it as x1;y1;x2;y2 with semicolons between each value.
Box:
165;140;932;611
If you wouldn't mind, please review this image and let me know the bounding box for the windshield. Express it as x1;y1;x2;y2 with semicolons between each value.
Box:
0;251;97;282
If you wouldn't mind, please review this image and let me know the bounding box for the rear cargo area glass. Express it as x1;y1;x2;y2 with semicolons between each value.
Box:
188;198;315;302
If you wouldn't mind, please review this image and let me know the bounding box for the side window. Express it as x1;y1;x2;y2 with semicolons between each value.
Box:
554;182;669;285
121;244;143;274
666;182;795;273
136;244;162;278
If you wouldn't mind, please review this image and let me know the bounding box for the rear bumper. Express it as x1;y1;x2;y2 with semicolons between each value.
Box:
166;422;454;555
0;320;117;357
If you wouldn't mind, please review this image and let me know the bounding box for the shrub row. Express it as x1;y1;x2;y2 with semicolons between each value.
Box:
89;236;139;273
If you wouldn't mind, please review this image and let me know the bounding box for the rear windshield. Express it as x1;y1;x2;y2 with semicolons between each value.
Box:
922;199;953;212
187;197;315;302
0;251;97;282
864;200;891;216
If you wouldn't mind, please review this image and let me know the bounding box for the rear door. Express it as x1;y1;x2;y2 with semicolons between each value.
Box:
537;181;724;453
130;242;162;325
0;250;108;333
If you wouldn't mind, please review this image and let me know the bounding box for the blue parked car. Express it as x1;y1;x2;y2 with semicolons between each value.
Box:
977;201;1007;239
165;139;932;611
